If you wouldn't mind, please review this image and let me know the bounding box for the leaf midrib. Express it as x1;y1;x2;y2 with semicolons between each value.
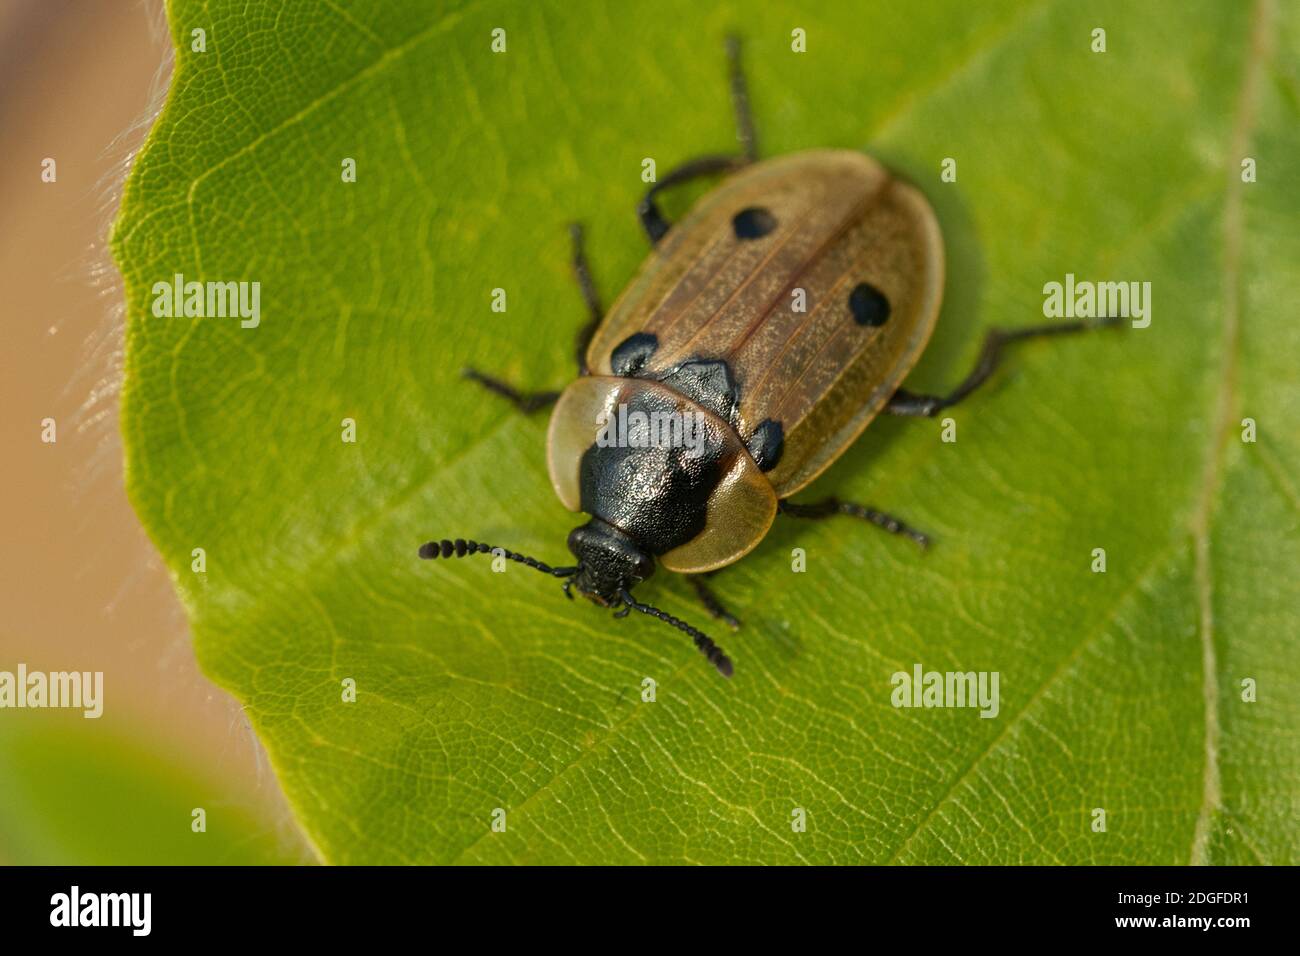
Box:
1189;0;1274;866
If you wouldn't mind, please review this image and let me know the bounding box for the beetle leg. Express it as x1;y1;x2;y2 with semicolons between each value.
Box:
569;222;602;375
461;368;560;414
463;225;608;408
638;155;748;244
780;498;930;550
886;317;1124;416
688;572;742;631
635;37;760;245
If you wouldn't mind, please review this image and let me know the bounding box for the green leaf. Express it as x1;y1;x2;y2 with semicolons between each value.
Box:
112;0;1298;863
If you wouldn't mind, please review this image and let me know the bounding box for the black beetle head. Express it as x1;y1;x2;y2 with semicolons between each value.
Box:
417;522;731;677
566;518;655;606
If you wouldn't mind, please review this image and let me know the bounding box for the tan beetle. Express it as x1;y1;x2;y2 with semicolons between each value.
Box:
422;37;1119;676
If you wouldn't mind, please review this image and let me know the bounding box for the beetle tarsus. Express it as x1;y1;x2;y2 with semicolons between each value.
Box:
780;498;931;550
689;574;742;630
725;34;758;163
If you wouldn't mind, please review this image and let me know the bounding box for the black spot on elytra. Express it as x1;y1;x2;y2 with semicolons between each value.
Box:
732;206;777;240
746;418;784;472
611;332;659;376
849;282;890;326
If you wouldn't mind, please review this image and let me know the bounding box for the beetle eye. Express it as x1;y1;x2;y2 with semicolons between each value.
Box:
848;281;890;326
732;206;777;240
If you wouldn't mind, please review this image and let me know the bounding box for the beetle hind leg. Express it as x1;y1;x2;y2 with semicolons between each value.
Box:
886;317;1124;417
780;498;931;550
688;572;742;631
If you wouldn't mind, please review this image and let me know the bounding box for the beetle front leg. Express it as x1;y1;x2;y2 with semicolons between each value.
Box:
886;317;1123;416
460;369;559;413
780;498;930;550
688;572;741;631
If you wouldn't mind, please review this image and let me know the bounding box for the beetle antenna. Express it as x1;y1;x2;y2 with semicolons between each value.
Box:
618;588;733;678
418;538;578;578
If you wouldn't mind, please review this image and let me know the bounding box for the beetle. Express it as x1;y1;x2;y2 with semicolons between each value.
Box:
421;37;1119;677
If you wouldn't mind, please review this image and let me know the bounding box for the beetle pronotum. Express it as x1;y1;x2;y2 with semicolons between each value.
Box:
422;37;1119;677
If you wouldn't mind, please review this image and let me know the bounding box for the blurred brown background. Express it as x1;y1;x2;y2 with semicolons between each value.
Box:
0;0;309;863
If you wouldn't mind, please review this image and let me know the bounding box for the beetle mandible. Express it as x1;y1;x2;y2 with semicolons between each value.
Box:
421;37;1119;677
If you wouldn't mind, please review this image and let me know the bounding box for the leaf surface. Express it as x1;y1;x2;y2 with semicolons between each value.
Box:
112;0;1299;863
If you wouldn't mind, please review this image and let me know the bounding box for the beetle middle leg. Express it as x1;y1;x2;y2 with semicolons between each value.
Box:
779;498;930;550
688;571;742;631
463;223;605;412
569;221;603;374
886;317;1123;417
637;36;759;244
